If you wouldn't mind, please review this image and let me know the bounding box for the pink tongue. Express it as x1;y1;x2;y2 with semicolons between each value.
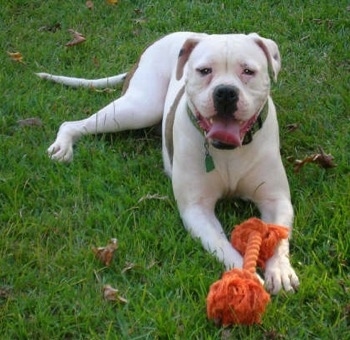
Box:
206;120;242;146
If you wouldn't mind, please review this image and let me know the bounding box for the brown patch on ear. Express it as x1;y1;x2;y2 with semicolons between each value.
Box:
249;33;281;82
176;38;200;80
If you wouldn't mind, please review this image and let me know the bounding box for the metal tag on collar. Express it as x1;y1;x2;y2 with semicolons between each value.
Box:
204;140;215;172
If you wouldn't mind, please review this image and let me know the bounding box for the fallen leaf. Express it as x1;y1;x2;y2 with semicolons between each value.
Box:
103;284;118;300
263;329;285;340
92;88;117;93
103;284;128;303
121;262;137;273
300;35;310;42
312;18;333;29
17;117;43;127
290;147;336;172
313;148;336;169
38;22;61;32
65;29;86;47
147;259;159;269
138;193;168;203
286;123;299;132
133;18;147;25
92;238;118;266
132;29;142;37
0;286;11;299
106;0;118;4
86;0;94;10
7;51;24;63
92;56;100;67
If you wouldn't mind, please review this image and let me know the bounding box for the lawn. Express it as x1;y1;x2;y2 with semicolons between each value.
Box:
1;0;349;339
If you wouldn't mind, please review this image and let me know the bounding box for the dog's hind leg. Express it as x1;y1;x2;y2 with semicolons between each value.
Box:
46;33;191;162
47;64;170;162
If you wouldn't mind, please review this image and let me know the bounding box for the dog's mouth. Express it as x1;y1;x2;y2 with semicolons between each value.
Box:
195;111;259;148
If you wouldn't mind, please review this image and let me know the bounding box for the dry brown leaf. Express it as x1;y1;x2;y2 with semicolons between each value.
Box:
92;56;100;67
312;18;334;29
138;193;168;203
291;148;336;172
0;286;11;299
38;22;61;32
133;18;147;25
103;284;128;303
17;117;43;127
7;51;24;63
121;262;137;273
132;29;142;37
147;259;159;270
286;123;299;132
92;238;118;266
103;284;118;300
314;151;336;169
65;29;86;47
106;0;118;4
86;0;94;10
92;88;117;93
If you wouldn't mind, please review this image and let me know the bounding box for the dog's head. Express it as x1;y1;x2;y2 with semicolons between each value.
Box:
176;33;281;148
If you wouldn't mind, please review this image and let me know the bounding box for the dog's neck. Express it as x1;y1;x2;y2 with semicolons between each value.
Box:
187;101;269;150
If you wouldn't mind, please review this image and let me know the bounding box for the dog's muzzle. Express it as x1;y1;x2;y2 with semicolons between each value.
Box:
187;99;268;150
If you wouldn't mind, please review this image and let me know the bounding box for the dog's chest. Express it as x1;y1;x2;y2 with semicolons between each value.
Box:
211;149;249;188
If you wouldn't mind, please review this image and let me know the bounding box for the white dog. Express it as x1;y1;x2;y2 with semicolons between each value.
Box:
38;32;299;294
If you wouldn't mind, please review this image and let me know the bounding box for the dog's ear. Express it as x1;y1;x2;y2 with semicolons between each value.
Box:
249;33;281;82
176;38;200;80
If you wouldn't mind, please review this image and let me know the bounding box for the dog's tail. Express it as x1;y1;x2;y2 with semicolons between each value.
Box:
35;72;127;88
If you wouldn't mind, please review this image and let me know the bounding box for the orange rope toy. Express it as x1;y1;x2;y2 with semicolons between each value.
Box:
206;217;289;326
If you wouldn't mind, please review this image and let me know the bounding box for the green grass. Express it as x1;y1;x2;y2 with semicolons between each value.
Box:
1;0;349;338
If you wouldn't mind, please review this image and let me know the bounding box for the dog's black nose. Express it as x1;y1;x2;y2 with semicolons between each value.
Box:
213;85;239;117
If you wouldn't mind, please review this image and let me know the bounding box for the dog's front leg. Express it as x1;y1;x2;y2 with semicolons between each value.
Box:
179;202;243;270
258;197;300;294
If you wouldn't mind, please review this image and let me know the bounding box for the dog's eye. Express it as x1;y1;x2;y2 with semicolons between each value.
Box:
197;68;212;76
243;68;255;76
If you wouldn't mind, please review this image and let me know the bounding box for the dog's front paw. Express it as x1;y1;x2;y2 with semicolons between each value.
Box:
47;139;73;162
264;255;299;294
47;123;76;162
